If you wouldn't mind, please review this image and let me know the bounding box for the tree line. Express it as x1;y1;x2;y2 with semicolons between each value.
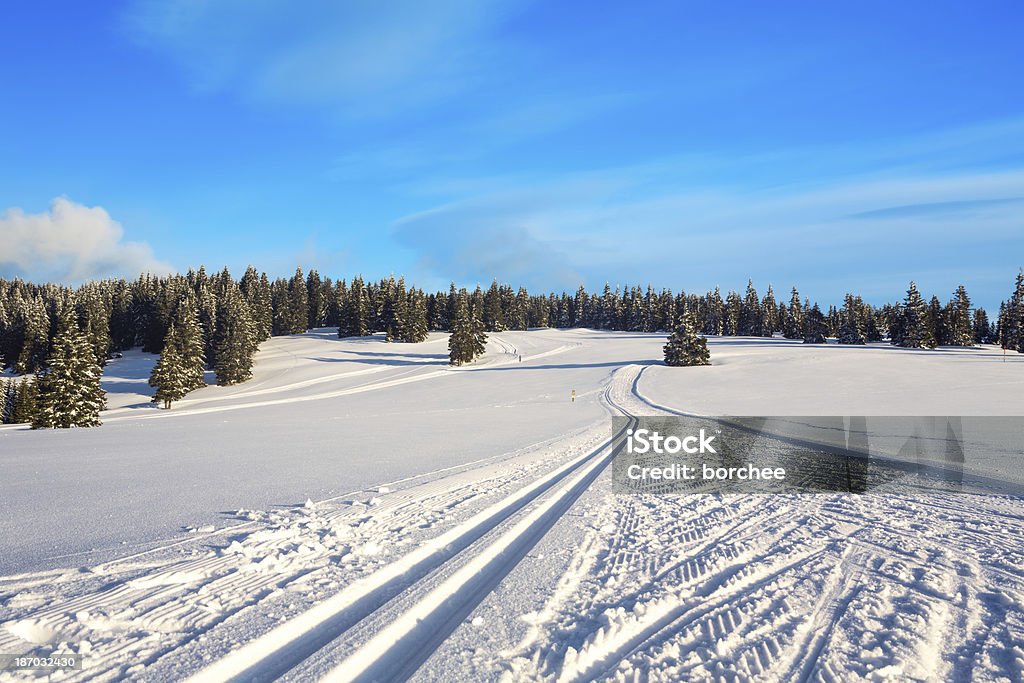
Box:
1;267;1023;427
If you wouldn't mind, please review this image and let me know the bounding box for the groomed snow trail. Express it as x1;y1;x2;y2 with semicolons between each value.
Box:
315;367;641;683
0;417;609;682
463;366;1024;683
179;365;640;683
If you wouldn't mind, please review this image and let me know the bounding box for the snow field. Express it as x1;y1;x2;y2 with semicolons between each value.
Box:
0;329;1022;681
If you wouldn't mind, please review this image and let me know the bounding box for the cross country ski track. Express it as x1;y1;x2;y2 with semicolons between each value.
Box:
178;365;641;683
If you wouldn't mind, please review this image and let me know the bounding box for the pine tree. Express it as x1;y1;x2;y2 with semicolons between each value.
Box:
837;294;865;344
471;302;488;358
0;378;8;423
306;269;326;329
761;285;777;337
725;291;742;335
401;289;429;343
663;310;711;366
573;285;587;327
703;288;723;335
739;280;762;336
213;285;257;385
16;295;50;374
1;377;17;424
241;267;273;342
898;282;936;349
973;308;991;344
380;276;406;342
195;277;219;362
148;297;206;408
948;285;974;346
928;295;947;346
483;279;506;332
783;287;803;339
340;276;369;337
448;298;476;366
12;377;38;424
862;305;883;342
77;285;112;366
287;267;309;335
803;304;828;344
149;327;187;409
1002;271;1024;352
448;297;488;365
33;306;106;428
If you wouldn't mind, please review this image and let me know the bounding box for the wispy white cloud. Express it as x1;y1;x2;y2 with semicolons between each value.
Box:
0;198;172;283
124;0;526;113
390;144;1024;305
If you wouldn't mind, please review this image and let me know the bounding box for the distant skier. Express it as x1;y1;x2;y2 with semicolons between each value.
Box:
519;354;522;362
571;389;576;402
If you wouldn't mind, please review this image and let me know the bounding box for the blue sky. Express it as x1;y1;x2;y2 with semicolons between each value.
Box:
1;1;1022;309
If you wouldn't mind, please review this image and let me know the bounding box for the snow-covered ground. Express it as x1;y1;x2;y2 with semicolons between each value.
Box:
1;331;1022;681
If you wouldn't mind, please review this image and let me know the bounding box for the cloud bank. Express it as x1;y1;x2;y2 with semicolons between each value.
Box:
0;198;172;283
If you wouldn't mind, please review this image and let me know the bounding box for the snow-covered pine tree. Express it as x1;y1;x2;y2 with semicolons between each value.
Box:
173;295;207;389
0;378;8;423
783;287;803;339
331;278;347;330
898;282;936;349
107;280;135;352
33;305;106;428
448;298;476;366
340;275;369;338
213;284;257;385
77;284;111;366
511;287;530;331
803;304;828;344
702;288;723;335
928;295;947;346
725;291;742;335
663;310;711;366
12;377;38;424
471;302;488;358
1003;271;1024;352
948;285;974;346
761;285;777;337
240;267;273;342
148;297;206;408
572;285;587;327
862;305;883;342
0;377;17;424
973;308;991;344
16;295;50;374
401;289;430;343
306;269;325;329
826;305;840;338
483;279;506;332
837;294;865;344
149;326;187;409
380;276;407;342
195;277;219;362
740;280;762;336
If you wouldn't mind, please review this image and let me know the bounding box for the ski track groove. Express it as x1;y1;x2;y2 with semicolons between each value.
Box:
311;366;641;683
